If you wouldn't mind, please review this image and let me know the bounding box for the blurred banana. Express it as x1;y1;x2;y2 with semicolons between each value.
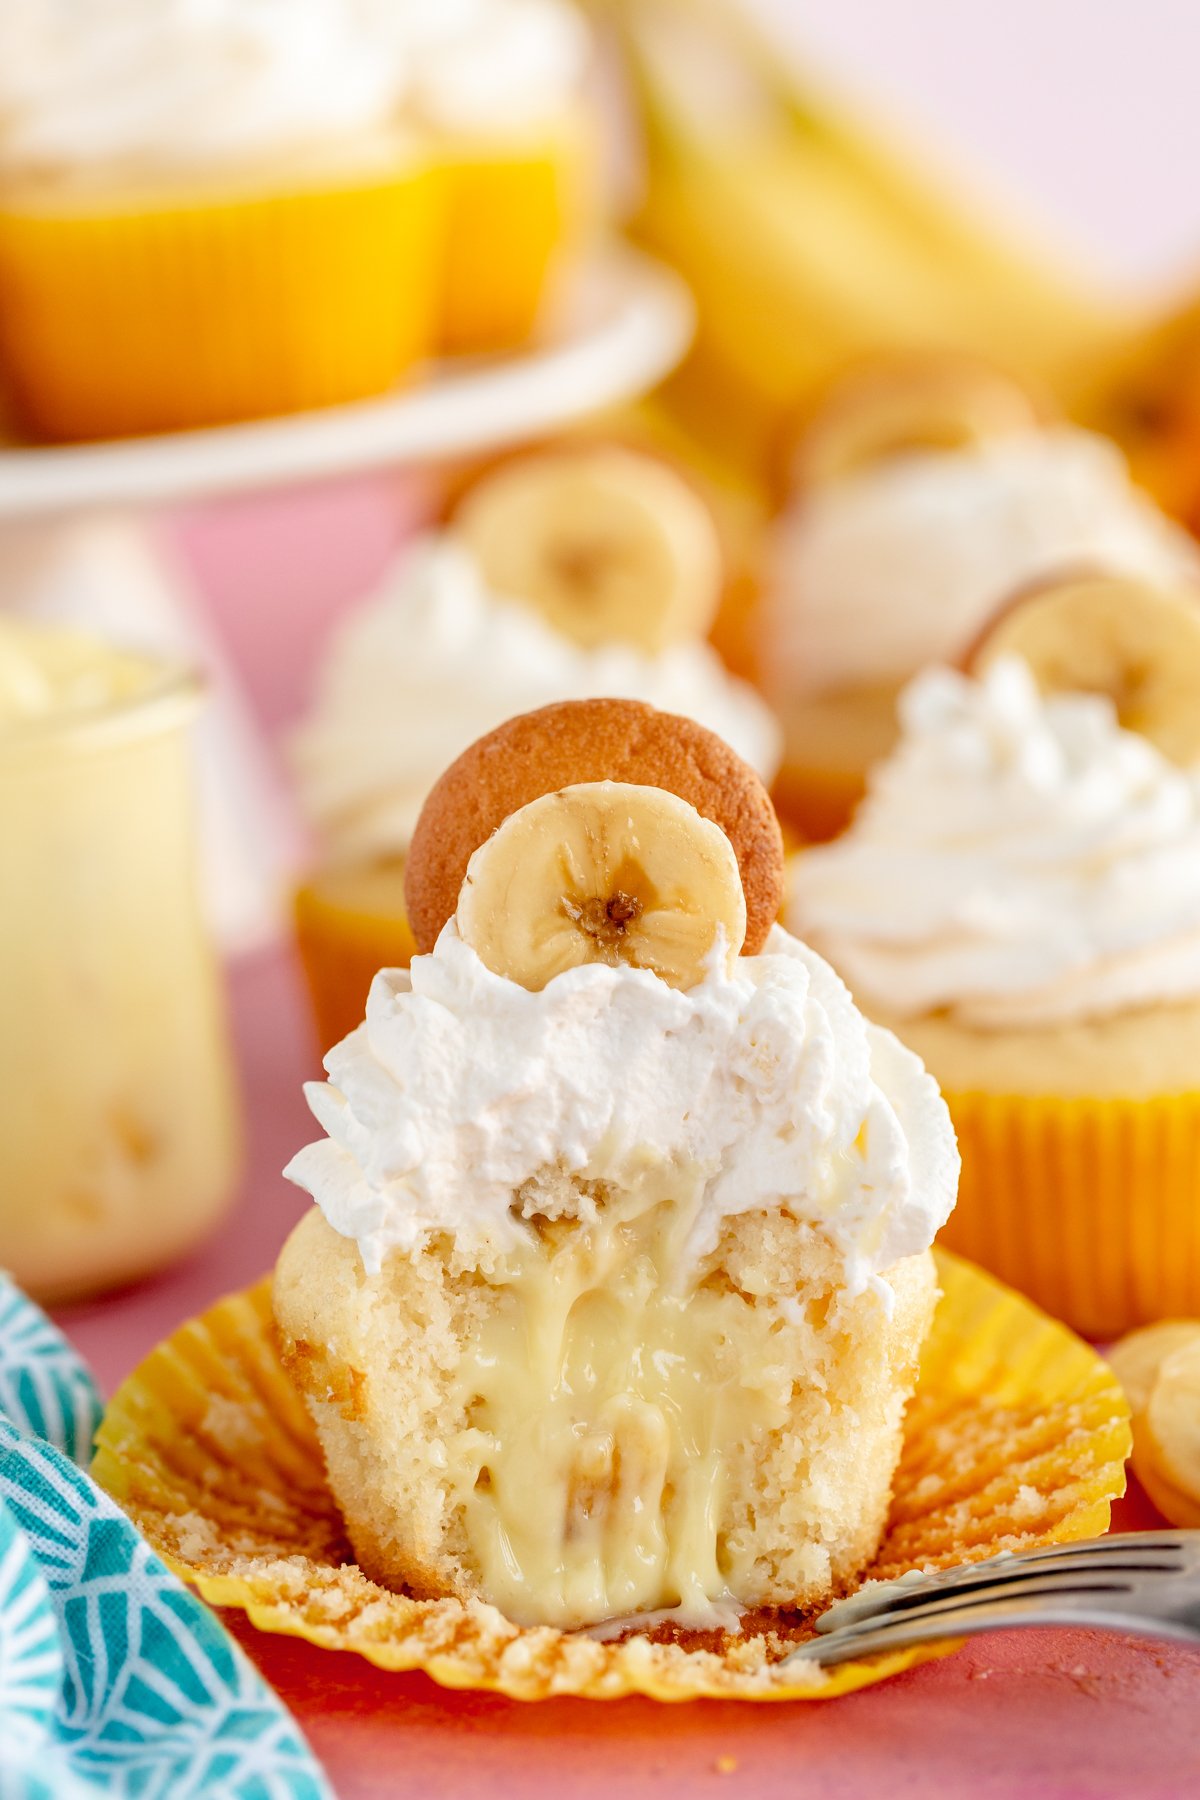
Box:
587;0;1134;485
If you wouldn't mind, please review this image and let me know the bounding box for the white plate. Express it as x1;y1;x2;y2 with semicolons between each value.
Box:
0;249;693;521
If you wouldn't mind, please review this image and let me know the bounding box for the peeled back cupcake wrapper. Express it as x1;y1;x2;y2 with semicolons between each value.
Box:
0;1273;331;1799
91;1248;1131;1703
939;1087;1200;1341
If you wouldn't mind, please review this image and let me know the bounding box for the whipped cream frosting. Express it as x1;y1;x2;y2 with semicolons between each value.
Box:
366;0;590;134
285;921;959;1296
0;618;157;727
764;427;1199;697
291;535;782;865
0;0;405;175
789;658;1200;1030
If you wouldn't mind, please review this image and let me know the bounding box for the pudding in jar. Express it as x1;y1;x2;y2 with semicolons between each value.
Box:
0;619;239;1300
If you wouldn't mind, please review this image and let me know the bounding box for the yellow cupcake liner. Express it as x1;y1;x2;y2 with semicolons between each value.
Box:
91;1248;1129;1702
0;164;441;441
293;865;416;1055
437;121;593;355
939;1088;1200;1342
771;761;865;845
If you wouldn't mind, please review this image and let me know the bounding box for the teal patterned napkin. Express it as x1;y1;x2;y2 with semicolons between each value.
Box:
0;1274;332;1800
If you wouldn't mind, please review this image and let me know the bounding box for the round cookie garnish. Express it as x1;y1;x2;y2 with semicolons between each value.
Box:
967;571;1200;765
405;698;784;960
795;352;1042;489
452;447;722;655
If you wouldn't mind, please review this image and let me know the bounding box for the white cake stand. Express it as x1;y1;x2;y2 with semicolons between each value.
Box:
0;249;695;951
0;250;693;519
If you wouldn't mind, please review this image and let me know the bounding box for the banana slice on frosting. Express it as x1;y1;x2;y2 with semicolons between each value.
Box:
970;572;1200;766
456;781;747;992
453;448;723;656
794;353;1042;490
1108;1319;1200;1529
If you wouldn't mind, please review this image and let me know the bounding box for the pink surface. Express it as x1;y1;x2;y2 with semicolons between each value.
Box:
55;943;1200;1800
49;491;1200;1798
171;474;436;735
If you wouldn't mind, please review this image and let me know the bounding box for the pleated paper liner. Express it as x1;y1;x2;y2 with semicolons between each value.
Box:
0;160;441;442
91;1247;1130;1703
436;119;594;356
939;1087;1200;1341
293;862;416;1057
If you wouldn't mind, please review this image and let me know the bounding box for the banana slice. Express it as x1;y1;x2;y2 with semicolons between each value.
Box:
1143;1337;1200;1512
1134;1459;1200;1531
456;781;747;992
1108;1320;1200;1419
1108;1319;1200;1527
453;449;723;655
971;573;1200;766
795;354;1041;489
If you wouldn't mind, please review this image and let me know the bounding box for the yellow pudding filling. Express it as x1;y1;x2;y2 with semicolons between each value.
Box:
444;1171;794;1629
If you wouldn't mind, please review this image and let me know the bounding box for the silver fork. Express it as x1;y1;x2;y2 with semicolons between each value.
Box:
787;1532;1200;1667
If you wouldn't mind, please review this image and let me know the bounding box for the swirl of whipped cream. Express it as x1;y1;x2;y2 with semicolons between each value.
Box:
363;0;590;134
789;658;1200;1030
764;427;1199;698
291;535;782;865
285;921;958;1295
0;0;406;175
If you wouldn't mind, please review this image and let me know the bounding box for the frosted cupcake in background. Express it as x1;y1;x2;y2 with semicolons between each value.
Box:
0;0;598;440
788;571;1200;1340
366;0;596;353
0;0;441;440
759;355;1199;840
290;446;782;1048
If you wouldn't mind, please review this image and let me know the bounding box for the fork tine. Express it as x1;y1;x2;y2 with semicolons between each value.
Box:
789;1532;1200;1669
905;1533;1187;1587
812;1534;1188;1636
818;1575;1137;1642
790;1593;1200;1669
855;1553;1182;1617
971;1531;1186;1565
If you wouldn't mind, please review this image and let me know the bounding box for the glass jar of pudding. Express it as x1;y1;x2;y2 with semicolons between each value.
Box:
0;621;240;1301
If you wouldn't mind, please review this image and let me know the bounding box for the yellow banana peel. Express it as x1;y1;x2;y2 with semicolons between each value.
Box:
588;0;1135;486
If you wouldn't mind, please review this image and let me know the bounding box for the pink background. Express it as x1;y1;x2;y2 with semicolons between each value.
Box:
752;0;1200;302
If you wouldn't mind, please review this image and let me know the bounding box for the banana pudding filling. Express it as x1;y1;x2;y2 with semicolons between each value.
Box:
276;702;959;1634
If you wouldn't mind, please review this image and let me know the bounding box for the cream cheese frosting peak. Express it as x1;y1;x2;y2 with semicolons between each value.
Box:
789;658;1200;1029
284;921;959;1294
290;535;782;865
764;427;1199;698
0;0;406;174
371;0;591;133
